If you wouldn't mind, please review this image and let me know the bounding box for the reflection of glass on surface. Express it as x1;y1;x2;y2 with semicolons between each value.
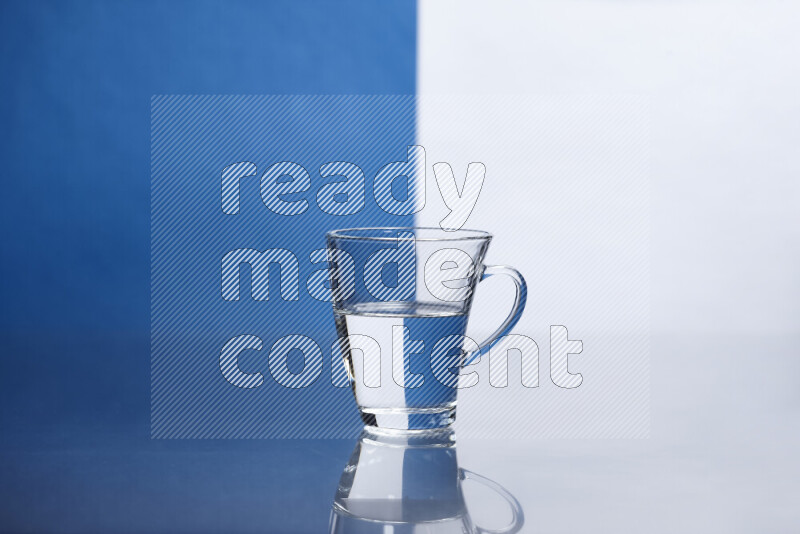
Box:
329;428;524;533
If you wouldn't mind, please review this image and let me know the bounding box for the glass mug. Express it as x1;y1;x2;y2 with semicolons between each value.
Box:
330;428;524;534
326;227;527;431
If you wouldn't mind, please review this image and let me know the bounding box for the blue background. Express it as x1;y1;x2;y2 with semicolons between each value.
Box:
150;95;415;438
0;1;416;530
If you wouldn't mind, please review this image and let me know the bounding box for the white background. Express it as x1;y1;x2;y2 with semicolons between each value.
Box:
418;1;799;531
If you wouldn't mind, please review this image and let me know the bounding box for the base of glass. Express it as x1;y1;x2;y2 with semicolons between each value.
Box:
359;405;456;432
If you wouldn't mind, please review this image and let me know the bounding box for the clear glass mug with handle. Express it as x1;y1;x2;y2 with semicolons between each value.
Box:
326;227;527;432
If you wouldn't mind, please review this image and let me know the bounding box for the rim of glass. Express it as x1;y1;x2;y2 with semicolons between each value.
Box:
326;227;492;242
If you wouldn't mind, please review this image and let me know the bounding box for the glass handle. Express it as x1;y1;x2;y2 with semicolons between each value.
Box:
460;468;525;534
464;265;527;366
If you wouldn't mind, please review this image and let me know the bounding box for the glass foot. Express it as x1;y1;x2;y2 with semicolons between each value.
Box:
359;406;456;432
